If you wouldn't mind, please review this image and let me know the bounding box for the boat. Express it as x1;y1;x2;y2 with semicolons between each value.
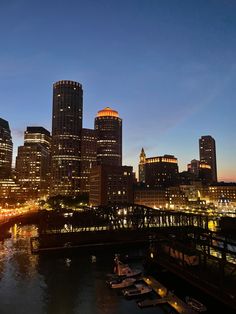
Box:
185;296;207;312
113;255;142;278
122;283;152;298
91;255;96;263
110;277;136;289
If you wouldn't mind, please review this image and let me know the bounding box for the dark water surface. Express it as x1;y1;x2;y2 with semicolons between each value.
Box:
0;225;174;314
0;225;235;314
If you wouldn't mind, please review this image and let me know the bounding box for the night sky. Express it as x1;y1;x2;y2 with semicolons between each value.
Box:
0;0;235;181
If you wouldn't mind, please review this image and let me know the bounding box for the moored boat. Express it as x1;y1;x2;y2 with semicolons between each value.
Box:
113;255;142;278
122;283;152;298
110;277;136;289
185;296;207;312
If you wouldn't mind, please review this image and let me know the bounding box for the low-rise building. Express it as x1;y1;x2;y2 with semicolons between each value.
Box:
89;165;134;206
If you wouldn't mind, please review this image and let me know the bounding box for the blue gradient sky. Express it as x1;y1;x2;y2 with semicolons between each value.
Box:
0;0;235;181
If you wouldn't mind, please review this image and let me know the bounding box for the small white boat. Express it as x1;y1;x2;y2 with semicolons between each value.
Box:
113;255;142;278
111;277;136;289
122;283;152;298
185;296;207;312
91;255;96;263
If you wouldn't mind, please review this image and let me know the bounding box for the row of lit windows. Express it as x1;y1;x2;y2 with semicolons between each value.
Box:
146;158;177;164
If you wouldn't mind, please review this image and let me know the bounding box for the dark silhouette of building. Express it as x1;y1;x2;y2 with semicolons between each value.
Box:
80;128;97;193
187;159;212;184
139;152;179;187
89;165;134;206
187;159;200;177
138;148;146;183
199;135;217;182
51;80;83;196
198;161;212;184
95;107;122;166
0;117;13;179
16;127;51;198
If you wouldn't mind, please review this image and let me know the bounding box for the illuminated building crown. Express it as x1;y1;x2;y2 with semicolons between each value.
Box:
97;107;119;118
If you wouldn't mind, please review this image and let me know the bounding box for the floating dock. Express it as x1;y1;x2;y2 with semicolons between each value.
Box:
138;296;171;308
143;276;198;314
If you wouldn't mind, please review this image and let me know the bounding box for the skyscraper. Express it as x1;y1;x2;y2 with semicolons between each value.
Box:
80;128;97;193
51;80;83;196
199;135;217;182
95;107;122;167
0;117;13;179
16;127;51;198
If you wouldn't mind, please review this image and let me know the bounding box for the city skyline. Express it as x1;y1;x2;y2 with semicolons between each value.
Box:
0;0;236;181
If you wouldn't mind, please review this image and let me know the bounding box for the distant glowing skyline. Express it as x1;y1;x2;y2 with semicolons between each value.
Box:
0;0;235;182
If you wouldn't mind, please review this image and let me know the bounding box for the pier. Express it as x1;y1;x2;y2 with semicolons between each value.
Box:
143;276;197;313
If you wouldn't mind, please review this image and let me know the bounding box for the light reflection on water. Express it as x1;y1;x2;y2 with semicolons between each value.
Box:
0;225;170;314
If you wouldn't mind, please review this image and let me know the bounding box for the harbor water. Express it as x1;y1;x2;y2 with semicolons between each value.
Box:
0;224;234;314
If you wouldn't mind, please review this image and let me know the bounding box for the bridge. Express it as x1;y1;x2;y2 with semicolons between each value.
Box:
37;203;215;234
28;204;217;251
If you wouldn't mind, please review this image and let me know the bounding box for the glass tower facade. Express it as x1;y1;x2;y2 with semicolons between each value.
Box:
95;107;122;167
16;127;51;198
51;80;83;196
0;118;13;179
199;135;217;183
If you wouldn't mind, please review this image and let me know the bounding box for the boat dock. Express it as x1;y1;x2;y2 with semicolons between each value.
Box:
138;296;172;308
143;276;198;314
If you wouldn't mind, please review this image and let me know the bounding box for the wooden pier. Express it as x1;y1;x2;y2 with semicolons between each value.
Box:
143;276;198;314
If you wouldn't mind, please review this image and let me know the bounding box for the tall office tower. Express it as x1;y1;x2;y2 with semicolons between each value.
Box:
15;127;51;198
0;118;13;179
51;80;83;196
95;107;122;166
199;135;217;182
80;128;97;193
138;148;146;183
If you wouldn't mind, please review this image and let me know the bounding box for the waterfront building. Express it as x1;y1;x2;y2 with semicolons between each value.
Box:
167;186;188;209
179;184;202;202
134;186;187;209
80;128;97;193
134;187;167;208
89;165;134;206
144;154;179;187
95;107;122;167
15;127;51;198
0;179;26;205
199;135;217;182
204;183;236;206
51;80;83;196
0;118;13;179
138;148;146;183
